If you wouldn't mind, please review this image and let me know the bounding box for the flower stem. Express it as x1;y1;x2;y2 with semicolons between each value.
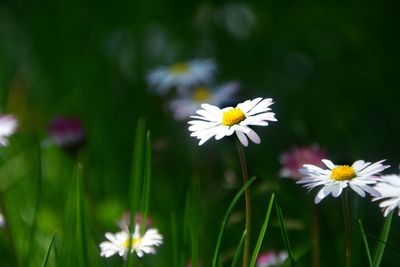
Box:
236;142;251;267
341;192;351;267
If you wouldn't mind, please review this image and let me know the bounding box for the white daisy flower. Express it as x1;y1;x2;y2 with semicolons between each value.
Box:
131;223;163;257
100;224;163;259
169;82;239;120
0;115;18;147
147;59;217;95
373;174;400;216
297;159;390;204
188;97;277;146
100;230;131;258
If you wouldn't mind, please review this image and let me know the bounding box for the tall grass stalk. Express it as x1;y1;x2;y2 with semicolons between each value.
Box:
275;199;298;267
212;176;256;267
75;163;89;267
249;193;275;267
358;219;372;267
127;118;147;266
40;232;56;267
372;211;394;267
231;230;246;267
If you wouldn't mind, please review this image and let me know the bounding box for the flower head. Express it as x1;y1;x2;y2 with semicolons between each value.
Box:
257;251;288;267
280;145;326;179
373;174;400;216
297;159;389;204
188;97;277;146
169;82;239;120
0;115;18;147
147;59;217;95
100;223;163;259
48;117;85;150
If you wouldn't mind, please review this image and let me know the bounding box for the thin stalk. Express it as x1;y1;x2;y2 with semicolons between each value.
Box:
236;141;251;267
341;192;351;267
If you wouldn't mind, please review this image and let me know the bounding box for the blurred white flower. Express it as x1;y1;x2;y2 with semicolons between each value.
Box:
219;3;256;40
373;174;400;216
100;230;131;258
188;97;276;146
0;212;5;228
147;59;217;95
169;82;239;120
257;251;288;267
100;223;163;259
297;159;389;204
0;115;18;147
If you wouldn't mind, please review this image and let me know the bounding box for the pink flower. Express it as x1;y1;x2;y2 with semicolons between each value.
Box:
280;145;326;179
257;251;288;267
48;117;85;150
117;212;153;230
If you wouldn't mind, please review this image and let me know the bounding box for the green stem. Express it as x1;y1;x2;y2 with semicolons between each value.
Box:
341;192;351;267
236;142;251;267
0;192;19;267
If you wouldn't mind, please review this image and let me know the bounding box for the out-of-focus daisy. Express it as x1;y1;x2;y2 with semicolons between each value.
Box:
280;145;326;179
48;117;85;150
0;115;18;147
0;212;5;228
257;251;288;267
188;97;277;146
373;174;400;216
169;82;239;120
100;223;163;259
297;159;389;204
147;59;217;95
100;230;131;258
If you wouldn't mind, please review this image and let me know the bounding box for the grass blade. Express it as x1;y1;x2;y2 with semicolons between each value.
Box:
249;193;275;267
41;232;56;267
372;211;393;267
127;118;146;266
358;219;372;267
275;199;298;267
130;118;146;214
231;230;246;267
76;163;88;267
212;176;256;267
140;131;151;232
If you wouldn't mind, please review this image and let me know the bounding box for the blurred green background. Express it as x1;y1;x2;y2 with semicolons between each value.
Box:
0;0;399;266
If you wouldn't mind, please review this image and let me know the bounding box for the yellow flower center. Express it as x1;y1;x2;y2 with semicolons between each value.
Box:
330;165;356;181
193;86;211;102
123;236;141;248
222;108;246;126
170;62;189;74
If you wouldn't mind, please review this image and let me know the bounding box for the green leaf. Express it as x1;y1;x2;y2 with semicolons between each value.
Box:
358;219;372;267
372;211;394;267
231;230;246;267
249;194;275;267
212;176;257;267
140;131;152;233
275;199;298;267
75;163;88;267
41;232;56;267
